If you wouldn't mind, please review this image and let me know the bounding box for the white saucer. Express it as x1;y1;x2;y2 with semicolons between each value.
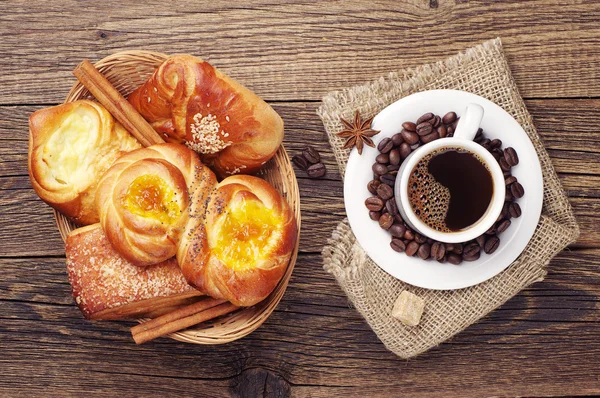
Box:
344;90;543;290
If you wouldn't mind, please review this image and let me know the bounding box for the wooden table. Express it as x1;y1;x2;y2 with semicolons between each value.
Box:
2;1;599;396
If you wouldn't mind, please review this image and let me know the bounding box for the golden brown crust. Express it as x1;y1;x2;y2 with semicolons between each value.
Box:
65;224;200;320
28;100;141;225
128;54;284;178
177;175;297;306
96;143;217;266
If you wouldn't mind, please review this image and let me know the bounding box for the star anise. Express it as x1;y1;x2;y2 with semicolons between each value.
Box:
337;110;380;155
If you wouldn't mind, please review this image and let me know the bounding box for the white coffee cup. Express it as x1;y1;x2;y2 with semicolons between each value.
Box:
394;104;506;243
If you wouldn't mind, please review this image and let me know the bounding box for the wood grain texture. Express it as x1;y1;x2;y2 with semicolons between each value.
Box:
1;1;600;104
2;0;600;396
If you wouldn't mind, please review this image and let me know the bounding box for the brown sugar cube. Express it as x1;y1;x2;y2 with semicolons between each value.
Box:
392;291;425;326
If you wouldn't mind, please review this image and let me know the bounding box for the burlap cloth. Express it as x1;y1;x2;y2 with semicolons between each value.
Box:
317;38;580;359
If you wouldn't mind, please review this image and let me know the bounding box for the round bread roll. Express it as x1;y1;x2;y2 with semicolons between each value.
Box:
177;175;297;307
96;143;217;266
28;100;141;225
128;54;284;178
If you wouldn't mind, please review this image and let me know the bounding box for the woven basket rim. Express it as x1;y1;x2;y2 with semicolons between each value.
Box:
57;50;301;344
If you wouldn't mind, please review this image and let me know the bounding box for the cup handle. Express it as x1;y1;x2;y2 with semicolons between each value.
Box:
453;103;484;141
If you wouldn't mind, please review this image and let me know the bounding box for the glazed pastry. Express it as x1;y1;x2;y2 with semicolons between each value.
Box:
28;100;141;225
95;143;217;266
177;175;297;306
128;54;284;178
65;224;201;320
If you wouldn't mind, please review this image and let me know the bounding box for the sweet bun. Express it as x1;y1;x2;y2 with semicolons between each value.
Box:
177;175;297;306
95;143;217;266
66;224;201;320
128;54;284;178
28;100;141;225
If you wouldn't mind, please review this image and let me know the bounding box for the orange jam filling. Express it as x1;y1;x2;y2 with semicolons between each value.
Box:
123;174;180;224
214;199;280;270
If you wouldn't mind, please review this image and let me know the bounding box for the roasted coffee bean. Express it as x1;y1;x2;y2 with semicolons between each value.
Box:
442;111;457;124
504;147;519;166
431;242;446;261
509;202;522;218
480;138;491;147
404;229;415;241
490;139;502;149
410;143;421;150
463;242;480;258
432;115;441;128
387;164;400;173
447;125;454;136
475;234;486;248
505;188;513;201
463;250;481;262
380;174;396;186
491;151;501;161
389;224;407;238
376;183;394;200
414;233;427;244
496;212;505;223
452;243;463;255
484;235;500;254
402;121;417;132
437;255;448;264
367;179;381;195
503;170;512;178
505;176;517;185
389;149;401;165
401;129;420;145
365;196;384;211
499;156;511;171
444;243;454;252
399;142;412;159
376;153;389;164
496;219;511;233
511;182;524;198
302;146;321;164
501;202;510;218
405;242;419;257
372;162;387;175
447;253;463;265
392;133;404;146
394;214;403;224
386;199;399;216
426;238;434;245
307;163;326;178
377;137;394;153
417;112;434;125
379;213;393;230
292;155;309;170
369;211;381;221
390;239;406;253
381;207;388;214
492;147;503;155
421;131;440;144
437;125;447;138
485;224;496;235
452;118;460;130
416;122;433;136
418;243;431;260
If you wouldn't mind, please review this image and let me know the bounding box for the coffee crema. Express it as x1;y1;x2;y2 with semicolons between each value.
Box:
408;147;493;232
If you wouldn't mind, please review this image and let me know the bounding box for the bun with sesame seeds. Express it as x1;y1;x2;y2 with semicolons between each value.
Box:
177;175;297;307
128;54;284;178
95;143;217;267
65;223;201;320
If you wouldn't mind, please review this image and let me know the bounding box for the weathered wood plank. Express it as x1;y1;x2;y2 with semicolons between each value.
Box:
1;1;600;104
1;248;599;397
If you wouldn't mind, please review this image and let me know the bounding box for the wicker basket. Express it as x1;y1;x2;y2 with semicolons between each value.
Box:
55;51;301;344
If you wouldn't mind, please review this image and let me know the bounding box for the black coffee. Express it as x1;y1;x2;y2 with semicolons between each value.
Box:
408;147;493;232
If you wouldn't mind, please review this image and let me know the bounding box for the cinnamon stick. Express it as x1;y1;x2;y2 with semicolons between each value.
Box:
132;301;239;344
73;59;165;147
